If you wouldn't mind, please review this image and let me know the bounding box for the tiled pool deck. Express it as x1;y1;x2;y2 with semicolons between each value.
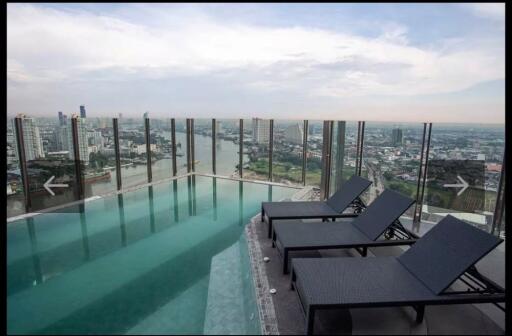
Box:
246;212;505;335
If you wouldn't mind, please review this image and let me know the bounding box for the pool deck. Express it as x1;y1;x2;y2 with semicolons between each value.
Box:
246;214;505;335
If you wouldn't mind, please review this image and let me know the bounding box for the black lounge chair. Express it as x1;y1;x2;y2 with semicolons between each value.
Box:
273;189;417;274
261;175;371;238
290;215;505;335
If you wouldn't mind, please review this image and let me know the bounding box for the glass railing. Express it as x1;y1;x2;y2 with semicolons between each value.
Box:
243;118;270;182
149;118;173;182
174;119;188;176
117;118;148;189
272;120;303;185
83;117;116;197
329;121;358;197
6;115;506;240
360;122;424;218
305;120;323;188
7;117;25;217
215;119;239;177
192;118;213;174
422;123;505;232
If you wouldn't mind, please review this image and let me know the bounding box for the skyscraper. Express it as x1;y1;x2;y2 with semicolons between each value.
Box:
391;128;403;146
67;115;89;164
80;105;87;118
12;114;45;161
284;123;303;145
252;118;270;144
143;111;149;119
58;111;65;126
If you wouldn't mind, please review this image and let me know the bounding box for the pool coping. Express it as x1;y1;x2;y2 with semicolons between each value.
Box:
6;172;303;223
244;187;313;335
246;215;279;335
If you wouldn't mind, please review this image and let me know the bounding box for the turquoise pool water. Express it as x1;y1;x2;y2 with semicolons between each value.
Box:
7;176;297;335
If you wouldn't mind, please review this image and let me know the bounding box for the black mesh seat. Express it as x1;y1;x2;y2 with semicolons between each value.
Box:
290;215;505;335
261;175;371;238
273;189;416;273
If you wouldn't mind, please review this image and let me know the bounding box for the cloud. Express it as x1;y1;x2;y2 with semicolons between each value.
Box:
462;3;505;22
6;4;505;123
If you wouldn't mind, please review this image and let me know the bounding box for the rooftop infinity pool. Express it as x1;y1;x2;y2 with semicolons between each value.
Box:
7;175;297;335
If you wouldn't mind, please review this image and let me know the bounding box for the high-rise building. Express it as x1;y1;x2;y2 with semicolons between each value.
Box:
119;113;123;119
143;111;149;119
252;118;270;144
80;105;87;118
391;128;403;146
284;123;303;145
67;115;89;164
58;111;65;126
12;114;45;161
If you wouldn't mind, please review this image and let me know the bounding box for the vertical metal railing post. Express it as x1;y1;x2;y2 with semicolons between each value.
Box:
320;120;333;200
113;118;122;190
417;123;432;223
268;119;274;181
145;117;152;183
239;119;244;178
413;123;427;223
191;119;195;172
171;118;177;176
186;119;192;173
357;121;365;176
491;148;505;235
334;121;346;191
14;117;31;212
212;118;217;175
71;116;84;201
355;121;361;175
302;120;308;186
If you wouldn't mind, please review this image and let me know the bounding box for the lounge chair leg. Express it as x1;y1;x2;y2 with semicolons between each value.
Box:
306;307;315;335
290;269;296;290
267;219;272;238
261;208;265;222
272;229;277;247
283;249;289;274
414;305;425;323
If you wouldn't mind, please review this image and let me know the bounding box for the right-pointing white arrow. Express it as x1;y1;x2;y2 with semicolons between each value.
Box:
443;175;469;196
43;176;69;196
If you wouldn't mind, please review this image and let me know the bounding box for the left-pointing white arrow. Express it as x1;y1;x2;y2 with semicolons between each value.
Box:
43;176;69;196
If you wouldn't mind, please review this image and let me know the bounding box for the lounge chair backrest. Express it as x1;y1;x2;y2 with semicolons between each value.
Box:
398;215;503;295
326;175;371;213
353;189;415;241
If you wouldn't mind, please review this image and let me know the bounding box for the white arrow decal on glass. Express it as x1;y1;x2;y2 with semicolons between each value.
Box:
43;176;69;196
443;175;469;196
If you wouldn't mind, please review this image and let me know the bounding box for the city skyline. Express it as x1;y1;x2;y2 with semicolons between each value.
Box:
7;3;505;124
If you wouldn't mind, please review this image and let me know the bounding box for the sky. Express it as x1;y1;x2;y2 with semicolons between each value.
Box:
7;3;505;124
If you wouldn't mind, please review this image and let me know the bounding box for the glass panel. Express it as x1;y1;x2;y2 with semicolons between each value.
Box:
149;118;173;182
18;115;79;211
118;117;148;189
361;122;424;218
272;120;303;185
83;117;117;197
305;120;323;187
423;123;505;232
192;119;212;174
174;119;188;176
215;119;239;177
243;118;270;181
7;117;26;217
329;121;358;196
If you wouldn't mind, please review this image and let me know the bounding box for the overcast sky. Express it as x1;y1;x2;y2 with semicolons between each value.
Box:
7;3;505;123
